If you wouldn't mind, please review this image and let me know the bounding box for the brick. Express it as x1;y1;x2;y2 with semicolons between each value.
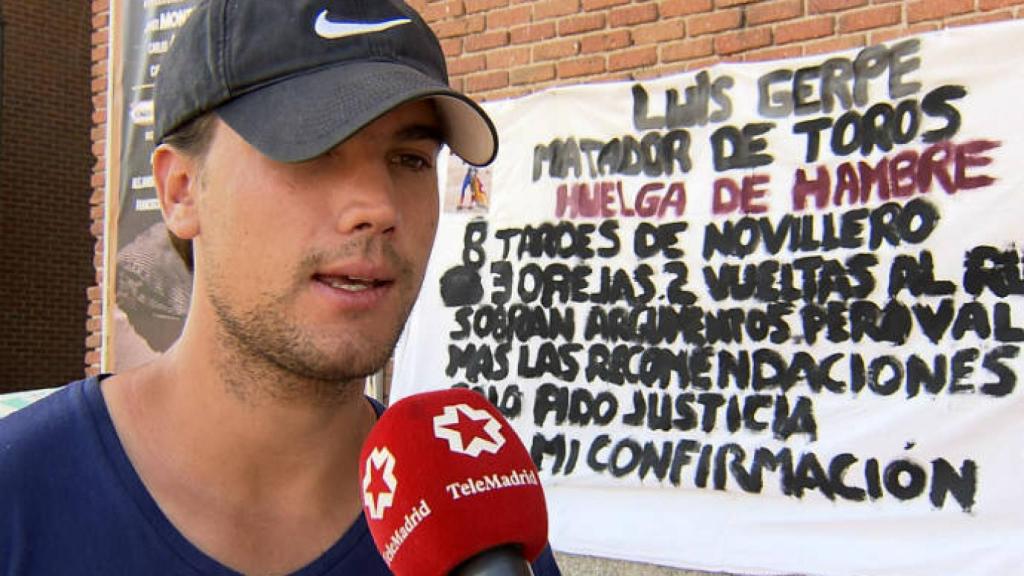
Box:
534;38;581;61
440;38;463;58
557;55;606;78
661;37;715;63
839;5;902;32
558;13;606;35
688;9;742;37
420;1;465;21
631;20;686;45
465;0;510;14
483;85;525;100
582;0;630;10
804;34;867;56
465;14;487;33
809;0;868;12
90;185;106;205
683;56;723;71
908;0;973;22
775;16;835;44
487;5;532;28
714;27;772;55
464;30;510;52
608;46;658;71
433;18;470;38
485;6;532;29
949;10;1015;26
609;3;659;27
980;0;1024;8
870;22;939;43
466;70;509;92
535;0;581;20
581;29;632;53
448;54;487;76
430;14;485;37
510;63;557;85
632;63;685;81
661;0;713;18
486;46;532;68
744;45;804;62
747;0;804;25
510;22;557;44
717;0;760;6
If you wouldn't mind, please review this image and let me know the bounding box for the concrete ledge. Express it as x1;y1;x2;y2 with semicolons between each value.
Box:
554;553;741;576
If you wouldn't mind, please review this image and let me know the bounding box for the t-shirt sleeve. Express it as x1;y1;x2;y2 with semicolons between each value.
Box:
531;544;562;575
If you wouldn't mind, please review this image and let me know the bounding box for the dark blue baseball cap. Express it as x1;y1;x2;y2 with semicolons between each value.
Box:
154;0;498;166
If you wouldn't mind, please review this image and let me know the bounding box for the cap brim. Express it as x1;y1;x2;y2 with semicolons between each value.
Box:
216;61;497;166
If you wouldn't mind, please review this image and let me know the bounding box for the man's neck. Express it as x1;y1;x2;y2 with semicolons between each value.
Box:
101;329;377;574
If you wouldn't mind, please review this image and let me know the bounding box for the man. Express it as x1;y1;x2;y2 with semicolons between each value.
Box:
0;1;562;574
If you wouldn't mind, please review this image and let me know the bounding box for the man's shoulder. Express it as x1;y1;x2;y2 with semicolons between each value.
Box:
0;377;131;570
0;378;95;475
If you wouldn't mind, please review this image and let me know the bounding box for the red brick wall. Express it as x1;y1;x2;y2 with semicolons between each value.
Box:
84;0;1024;375
0;0;94;392
405;0;1024;101
85;0;110;378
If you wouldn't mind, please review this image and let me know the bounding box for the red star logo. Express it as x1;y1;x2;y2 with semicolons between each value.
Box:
362;447;397;519
450;410;494;449
433;403;505;457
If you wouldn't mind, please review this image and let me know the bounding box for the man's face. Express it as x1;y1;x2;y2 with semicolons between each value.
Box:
192;100;443;384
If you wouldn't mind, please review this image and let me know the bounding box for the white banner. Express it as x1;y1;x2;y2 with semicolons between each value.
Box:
394;20;1024;576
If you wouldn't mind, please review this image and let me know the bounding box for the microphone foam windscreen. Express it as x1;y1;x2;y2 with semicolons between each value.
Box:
359;388;548;576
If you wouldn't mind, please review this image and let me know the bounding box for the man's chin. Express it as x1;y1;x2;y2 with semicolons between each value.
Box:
295;340;395;383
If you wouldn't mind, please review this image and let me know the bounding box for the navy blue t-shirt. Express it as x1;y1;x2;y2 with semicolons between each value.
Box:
0;377;561;575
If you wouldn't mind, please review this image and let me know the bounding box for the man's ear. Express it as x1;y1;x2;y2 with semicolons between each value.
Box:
152;144;201;242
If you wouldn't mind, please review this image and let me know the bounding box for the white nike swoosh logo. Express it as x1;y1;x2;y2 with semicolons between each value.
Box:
314;10;411;40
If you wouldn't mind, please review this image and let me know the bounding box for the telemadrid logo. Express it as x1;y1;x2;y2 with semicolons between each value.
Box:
432;403;506;457
362;446;398;520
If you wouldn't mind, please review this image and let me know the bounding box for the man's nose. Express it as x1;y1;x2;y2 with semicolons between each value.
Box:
330;160;399;236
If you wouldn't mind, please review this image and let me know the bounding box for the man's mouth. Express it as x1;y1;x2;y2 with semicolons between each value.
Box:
314;274;387;292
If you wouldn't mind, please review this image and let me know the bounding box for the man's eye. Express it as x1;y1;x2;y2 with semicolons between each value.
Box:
391;153;432;171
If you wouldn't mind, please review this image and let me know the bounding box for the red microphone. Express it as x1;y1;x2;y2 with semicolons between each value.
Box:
359;388;549;576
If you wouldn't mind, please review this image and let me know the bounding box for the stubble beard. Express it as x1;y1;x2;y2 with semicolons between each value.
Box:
205;247;418;404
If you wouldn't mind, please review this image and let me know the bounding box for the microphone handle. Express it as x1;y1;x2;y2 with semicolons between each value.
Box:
450;545;534;576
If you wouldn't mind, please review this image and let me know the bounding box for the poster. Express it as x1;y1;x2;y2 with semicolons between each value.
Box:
106;0;197;371
393;21;1024;576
